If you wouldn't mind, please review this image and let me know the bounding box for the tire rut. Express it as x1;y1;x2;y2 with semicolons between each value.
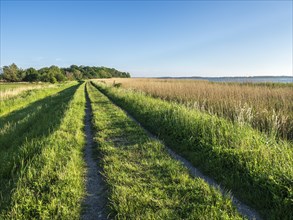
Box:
127;111;260;219
81;86;108;220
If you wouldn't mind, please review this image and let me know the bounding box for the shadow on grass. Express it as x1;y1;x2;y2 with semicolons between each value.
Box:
91;82;293;219
0;83;81;213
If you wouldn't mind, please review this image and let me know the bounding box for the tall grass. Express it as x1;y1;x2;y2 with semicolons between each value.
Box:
86;82;242;219
93;81;293;219
0;82;75;117
0;83;86;219
0;83;53;100
99;78;293;141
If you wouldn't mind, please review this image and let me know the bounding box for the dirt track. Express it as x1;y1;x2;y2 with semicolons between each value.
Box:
81;88;108;220
99;87;261;220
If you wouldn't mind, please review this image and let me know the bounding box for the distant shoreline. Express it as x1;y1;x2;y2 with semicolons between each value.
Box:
153;76;293;83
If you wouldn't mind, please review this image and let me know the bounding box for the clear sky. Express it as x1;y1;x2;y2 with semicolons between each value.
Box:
1;0;292;77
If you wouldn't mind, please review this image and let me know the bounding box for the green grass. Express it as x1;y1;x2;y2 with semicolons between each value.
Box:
87;82;242;219
0;82;37;91
92;81;293;219
0;82;75;116
0;82;86;219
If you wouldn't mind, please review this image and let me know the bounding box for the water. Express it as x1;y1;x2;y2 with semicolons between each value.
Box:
206;76;293;83
159;76;293;83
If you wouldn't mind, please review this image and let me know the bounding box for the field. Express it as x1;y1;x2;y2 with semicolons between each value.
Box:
100;78;293;141
0;83;54;101
0;80;292;219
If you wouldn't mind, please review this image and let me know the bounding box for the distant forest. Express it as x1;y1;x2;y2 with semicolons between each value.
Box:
0;63;130;83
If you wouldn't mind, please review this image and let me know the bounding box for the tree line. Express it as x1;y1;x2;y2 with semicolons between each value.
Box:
0;64;130;83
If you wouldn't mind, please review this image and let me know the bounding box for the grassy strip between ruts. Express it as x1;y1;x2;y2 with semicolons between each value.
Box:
92;81;293;220
87;82;242;219
0;82;76;117
0;82;86;219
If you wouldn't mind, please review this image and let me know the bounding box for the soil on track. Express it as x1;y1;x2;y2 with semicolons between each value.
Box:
81;88;108;220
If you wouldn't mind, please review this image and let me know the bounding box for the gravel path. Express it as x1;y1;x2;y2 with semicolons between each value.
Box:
81;88;108;220
100;89;261;220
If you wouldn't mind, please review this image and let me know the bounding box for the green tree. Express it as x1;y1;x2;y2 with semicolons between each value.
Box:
38;67;49;76
24;68;39;82
17;69;26;81
0;68;3;80
73;69;83;80
55;72;66;82
40;66;59;83
43;65;66;83
99;69;111;78
3;63;20;82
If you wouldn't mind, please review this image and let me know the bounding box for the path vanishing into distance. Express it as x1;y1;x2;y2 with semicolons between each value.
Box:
4;80;291;219
82;81;261;220
81;87;108;220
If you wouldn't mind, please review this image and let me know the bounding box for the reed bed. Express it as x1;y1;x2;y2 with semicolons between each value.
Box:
99;78;293;141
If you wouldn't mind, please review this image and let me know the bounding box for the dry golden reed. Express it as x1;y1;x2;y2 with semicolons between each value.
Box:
98;78;293;140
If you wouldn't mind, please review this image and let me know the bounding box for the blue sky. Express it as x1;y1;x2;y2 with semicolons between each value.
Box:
1;0;292;77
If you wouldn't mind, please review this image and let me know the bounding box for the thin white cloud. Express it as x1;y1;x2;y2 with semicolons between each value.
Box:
32;57;44;62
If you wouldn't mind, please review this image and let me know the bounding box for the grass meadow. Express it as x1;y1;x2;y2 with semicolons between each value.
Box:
92;80;293;219
0;79;292;219
0;83;54;101
0;82;86;219
0;82;74;116
87;82;242;219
